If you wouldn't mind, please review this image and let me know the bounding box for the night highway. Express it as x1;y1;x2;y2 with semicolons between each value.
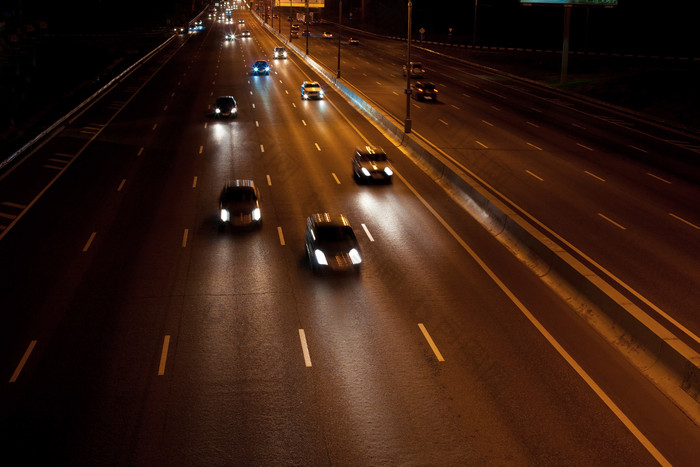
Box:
2;5;700;465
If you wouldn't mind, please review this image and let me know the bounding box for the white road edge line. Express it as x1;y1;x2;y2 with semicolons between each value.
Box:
393;169;668;465
9;340;37;382
299;329;312;367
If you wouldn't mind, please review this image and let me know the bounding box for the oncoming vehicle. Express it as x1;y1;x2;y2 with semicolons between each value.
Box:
352;146;393;183
224;32;235;41
252;60;270;75
411;81;438;101
241;30;251;37
219;180;262;229
348;37;360;45
273;47;287;59
322;31;333;39
214;96;238;118
300;81;324;100
305;213;362;273
403;62;425;78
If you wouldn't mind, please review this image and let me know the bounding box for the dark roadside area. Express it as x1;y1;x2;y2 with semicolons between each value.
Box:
422;42;700;136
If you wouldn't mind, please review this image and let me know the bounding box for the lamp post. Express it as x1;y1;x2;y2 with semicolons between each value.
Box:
404;0;412;133
337;0;342;78
305;0;310;55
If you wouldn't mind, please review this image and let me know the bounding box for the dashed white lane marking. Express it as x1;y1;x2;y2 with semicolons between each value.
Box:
9;340;37;383
299;329;312;367
418;324;444;362
361;223;374;242
82;232;97;252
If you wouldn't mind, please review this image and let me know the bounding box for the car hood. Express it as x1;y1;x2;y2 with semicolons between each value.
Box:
221;200;257;213
358;160;390;171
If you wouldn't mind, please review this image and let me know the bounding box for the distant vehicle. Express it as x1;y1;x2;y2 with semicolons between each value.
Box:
273;47;287;59
241;30;251;37
291;23;300;31
290;31;299;38
301;81;324;100
252;60;270;75
352;146;393;183
301;30;311;36
213;96;238;118
322;31;333;39
403;62;425;78
411;81;438;101
305;213;362;273
175;25;186;34
219;180;262;229
238;19;245;23
348;37;360;45
224;32;235;40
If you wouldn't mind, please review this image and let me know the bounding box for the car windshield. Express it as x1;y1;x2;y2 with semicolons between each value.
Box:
359;152;387;161
223;189;256;202
316;225;356;243
255;61;267;67
217;98;234;107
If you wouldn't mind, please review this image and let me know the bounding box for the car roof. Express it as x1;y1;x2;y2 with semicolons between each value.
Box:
309;213;351;227
355;145;386;156
303;81;320;86
255;60;268;64
224;179;256;190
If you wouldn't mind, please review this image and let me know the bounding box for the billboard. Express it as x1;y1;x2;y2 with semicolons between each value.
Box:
521;0;617;4
274;0;325;7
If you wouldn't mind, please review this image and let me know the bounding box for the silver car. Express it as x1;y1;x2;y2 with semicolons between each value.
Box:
352;146;393;183
219;180;262;229
301;81;324;100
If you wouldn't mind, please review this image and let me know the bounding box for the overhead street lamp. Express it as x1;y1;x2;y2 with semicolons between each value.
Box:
404;0;412;133
337;0;342;78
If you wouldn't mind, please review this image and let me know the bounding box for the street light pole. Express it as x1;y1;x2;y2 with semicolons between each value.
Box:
305;0;309;55
404;0;412;133
337;0;342;78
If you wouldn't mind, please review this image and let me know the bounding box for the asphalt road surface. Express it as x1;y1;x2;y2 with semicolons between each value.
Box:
2;9;699;466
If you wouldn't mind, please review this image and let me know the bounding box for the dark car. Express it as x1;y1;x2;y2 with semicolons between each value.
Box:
412;81;438;101
403;62;425;78
241;30;251;37
219;180;262;229
305;213;362;273
252;60;270;75
352;146;393;183
348;37;360;45
214;96;238;118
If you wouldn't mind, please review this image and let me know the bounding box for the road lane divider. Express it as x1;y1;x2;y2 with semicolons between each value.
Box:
277;227;285;246
82;232;97;252
9;340;37;383
418;324;445;362
299;329;312;367
158;335;170;375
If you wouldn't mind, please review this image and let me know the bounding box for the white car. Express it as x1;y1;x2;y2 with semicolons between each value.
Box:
301;81;324;100
273;47;287;59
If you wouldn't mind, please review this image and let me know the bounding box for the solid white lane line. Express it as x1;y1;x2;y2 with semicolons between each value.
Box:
182;229;189;247
82;232;96;252
277;227;285;245
266;174;272;186
361;223;374;241
9;340;37;383
647;172;671;184
526;170;543;181
394;169;669;465
669;213;700;230
117;179;126;191
299;329;312;367
585;171;606;182
418;324;444;362
158;335;170;375
598;213;627;230
332;173;341;184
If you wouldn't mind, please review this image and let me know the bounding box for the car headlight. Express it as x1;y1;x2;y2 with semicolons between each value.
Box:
349;248;362;265
384;167;393;176
220;209;230;222
283;52;287;57
215;108;221;113
264;67;270;72
251;207;261;221
361;168;371;177
314;249;328;265
253;67;258;72
319;89;324;96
